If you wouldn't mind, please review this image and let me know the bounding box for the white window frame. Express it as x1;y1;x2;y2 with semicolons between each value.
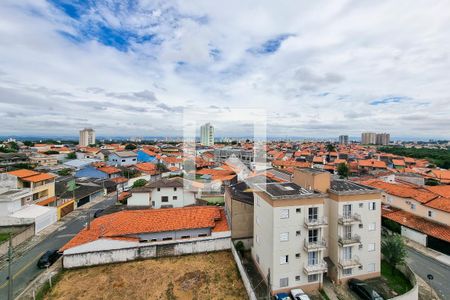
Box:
368;222;376;231
280;209;289;219
367;263;376;272
368;243;376;252
280;255;289;265
369;202;376;210
280;232;289;242
280;277;289;287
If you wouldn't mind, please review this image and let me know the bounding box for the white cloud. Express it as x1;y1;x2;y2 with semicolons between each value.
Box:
0;0;449;139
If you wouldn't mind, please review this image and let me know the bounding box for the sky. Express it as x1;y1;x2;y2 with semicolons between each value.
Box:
0;0;449;139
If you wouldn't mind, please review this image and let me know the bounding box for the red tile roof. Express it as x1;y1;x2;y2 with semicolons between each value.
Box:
383;209;450;243
7;169;55;182
362;180;438;204
358;159;387;169
97;166;121;174
60;206;229;251
7;169;39;178
424;198;450;213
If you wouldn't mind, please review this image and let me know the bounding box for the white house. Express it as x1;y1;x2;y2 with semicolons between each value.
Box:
108;151;138;166
128;177;197;208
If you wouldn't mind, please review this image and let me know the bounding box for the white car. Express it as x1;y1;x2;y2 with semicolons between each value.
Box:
290;288;310;300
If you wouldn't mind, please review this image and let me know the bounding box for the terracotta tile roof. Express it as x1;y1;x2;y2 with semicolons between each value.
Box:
334;159;347;165
7;169;39;178
110;177;128;184
313;156;323;163
21;173;56;183
196;168;234;176
358;159;387;169
36;196;57;206
60;206;229;251
118;191;131;202
362;180;438;204
383;209;450;242
272;160;310;168
392;159;406;166
424;198;450;213
161;156;183;164
425;185;450;198
134;162;157;174
141;149;157;156
97;166;121;174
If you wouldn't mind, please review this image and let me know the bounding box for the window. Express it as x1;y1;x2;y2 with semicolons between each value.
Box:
368;222;376;231
280;209;289;219
369;202;376;210
161;196;169;202
308;274;318;282
343;247;352;260
173;196;177;200
198;233;207;237
308;251;318;266
359;224;363;229
181;235;190;239
359;203;364;208
296;208;301;213
342;268;352;276
280;232;289;242
295;275;301;281
387;196;393;204
150;238;157;242
280;255;289;265
368;243;376;252
157;188;160;191
308;229;318;243
162;237;173;241
132;158;136;161
343;204;352;217
280;277;289;287
428;210;434;218
174;187;177;191
411;204;416;210
367;263;376;272
122;159;126;162
151;201;155;207
343;225;352;239
295;253;300;258
296;230;301;236
308;207;318;221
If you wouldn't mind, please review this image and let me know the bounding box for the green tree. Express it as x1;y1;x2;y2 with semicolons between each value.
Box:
8;142;19;151
57;168;72;176
157;163;169;172
23;141;34;147
44;150;59;155
125;143;137;150
132;179;148;188
381;234;407;273
326;143;336;152
66;152;77;159
337;163;349;178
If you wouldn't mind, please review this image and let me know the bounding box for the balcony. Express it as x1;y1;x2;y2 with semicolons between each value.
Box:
303;238;327;252
304;216;328;229
338;234;361;246
303;260;328;275
338;256;361;269
338;213;361;225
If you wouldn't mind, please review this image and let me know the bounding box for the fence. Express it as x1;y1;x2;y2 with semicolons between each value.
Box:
231;244;257;300
390;264;418;300
63;235;231;269
0;224;35;257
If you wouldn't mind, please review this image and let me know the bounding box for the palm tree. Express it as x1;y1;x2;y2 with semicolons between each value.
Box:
381;234;407;273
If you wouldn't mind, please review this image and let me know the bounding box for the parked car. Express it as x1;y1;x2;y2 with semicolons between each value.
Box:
348;278;384;300
93;209;104;218
37;250;61;269
291;288;311;300
274;292;291;300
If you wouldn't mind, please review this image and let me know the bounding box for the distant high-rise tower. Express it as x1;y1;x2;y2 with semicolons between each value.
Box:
338;135;349;145
79;128;96;147
361;132;376;145
200;123;214;146
376;133;390;145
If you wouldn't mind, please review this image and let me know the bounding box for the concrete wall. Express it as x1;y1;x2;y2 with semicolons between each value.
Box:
401;226;427;246
63;236;231;269
391;264;418;300
0;224;35;256
231;243;257;300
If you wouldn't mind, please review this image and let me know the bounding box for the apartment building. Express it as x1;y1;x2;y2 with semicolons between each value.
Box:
361;132;376;145
200;122;215;146
79;128;96;147
251;168;381;294
338;135;349;145
376;133;390;146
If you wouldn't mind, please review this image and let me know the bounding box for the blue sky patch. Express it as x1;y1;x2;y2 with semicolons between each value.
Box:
370;96;410;105
249;34;293;55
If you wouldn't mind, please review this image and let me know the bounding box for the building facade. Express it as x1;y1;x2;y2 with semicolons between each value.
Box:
338;135;349;145
375;133;390;145
251;168;382;294
79;128;96;147
200;123;215;146
361;132;376;145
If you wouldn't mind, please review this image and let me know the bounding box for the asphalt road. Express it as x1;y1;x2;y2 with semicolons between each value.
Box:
0;196;116;299
406;247;450;300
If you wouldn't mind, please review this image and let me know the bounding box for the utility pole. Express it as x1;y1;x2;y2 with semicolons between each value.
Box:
7;233;13;300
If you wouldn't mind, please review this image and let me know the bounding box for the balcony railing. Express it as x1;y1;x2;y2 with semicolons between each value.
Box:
338;213;361;224
338;234;361;246
303;260;328;275
338;256;361;268
304;216;328;228
303;238;327;251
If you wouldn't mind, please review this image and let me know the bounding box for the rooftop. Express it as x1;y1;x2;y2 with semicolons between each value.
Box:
330;180;378;194
255;182;317;199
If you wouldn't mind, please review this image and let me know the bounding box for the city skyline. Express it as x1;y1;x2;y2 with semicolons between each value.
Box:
0;1;449;138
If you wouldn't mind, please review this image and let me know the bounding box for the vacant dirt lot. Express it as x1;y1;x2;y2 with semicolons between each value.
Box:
45;251;247;300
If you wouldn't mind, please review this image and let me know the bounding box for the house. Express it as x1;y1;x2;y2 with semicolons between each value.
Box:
7;169;57;206
0;153;29;168
29;155;58;166
128;177;196;208
224;182;254;242
160;156;183;171
133;162;159;176
55;177;104;211
137;149;157;163
108;151;138;166
75;165;121;179
59;206;230;269
251;168;381;294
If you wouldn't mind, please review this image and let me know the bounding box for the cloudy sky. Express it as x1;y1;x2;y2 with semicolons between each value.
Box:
0;0;449;139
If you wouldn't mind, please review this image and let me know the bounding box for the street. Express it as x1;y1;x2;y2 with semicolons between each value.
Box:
406;247;450;300
0;196;116;299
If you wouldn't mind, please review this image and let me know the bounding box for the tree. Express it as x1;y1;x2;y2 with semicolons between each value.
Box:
337;163;349;178
326;143;335;152
381;234;407;273
66;152;77;159
156;163;169;172
132;179;148;188
44;150;59;155
23;141;34;147
125;143;137;150
57;168;72;176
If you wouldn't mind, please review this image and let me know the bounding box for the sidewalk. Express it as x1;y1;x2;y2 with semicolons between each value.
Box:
404;239;450;267
0;194;114;270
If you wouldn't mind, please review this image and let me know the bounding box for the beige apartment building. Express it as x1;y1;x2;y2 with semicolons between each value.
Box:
79;128;96;147
251;168;381;294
